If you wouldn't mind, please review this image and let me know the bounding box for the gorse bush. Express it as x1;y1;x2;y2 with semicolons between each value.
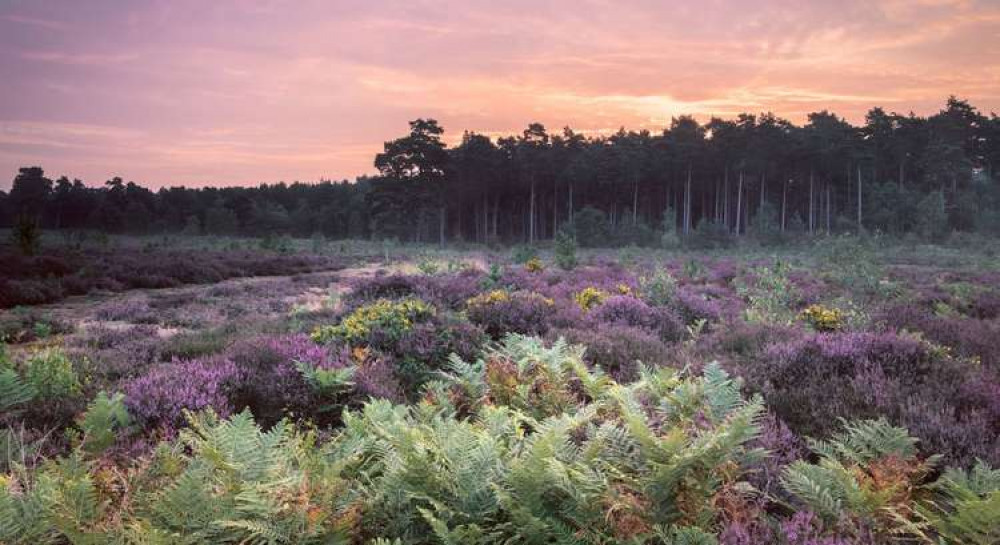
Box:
800;303;844;332
573;286;608;311
524;256;545;273
311;298;435;345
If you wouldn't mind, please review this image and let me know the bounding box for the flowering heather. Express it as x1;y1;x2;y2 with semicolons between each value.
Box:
70;324;162;381
673;285;737;324
549;325;672;381
123;356;245;429
589;295;684;341
465;289;555;338
351;353;404;401
744;330;1000;465
746;413;806;497
94;297;157;323
777;511;870;545
877;301;1000;370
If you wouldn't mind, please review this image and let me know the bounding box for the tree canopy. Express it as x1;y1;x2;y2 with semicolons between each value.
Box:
4;97;999;243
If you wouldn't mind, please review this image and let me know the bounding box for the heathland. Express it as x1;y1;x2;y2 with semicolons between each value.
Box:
1;232;998;543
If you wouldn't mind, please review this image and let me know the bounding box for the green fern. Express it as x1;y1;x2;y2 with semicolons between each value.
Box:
0;367;36;412
77;392;131;456
913;460;1000;545
782;418;936;538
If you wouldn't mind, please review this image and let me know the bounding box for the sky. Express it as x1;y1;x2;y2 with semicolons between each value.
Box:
1;0;999;189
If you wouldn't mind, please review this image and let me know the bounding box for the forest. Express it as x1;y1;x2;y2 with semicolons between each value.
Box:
4;96;1000;246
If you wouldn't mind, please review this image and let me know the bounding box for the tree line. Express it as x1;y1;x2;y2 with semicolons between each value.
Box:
4;96;1000;246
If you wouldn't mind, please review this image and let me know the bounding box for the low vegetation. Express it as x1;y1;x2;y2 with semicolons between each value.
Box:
1;238;999;543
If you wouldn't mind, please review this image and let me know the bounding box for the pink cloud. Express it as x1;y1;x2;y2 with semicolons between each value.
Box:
1;0;999;188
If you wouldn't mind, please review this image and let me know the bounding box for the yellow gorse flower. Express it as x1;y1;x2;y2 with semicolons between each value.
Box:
801;304;843;332
467;290;554;308
525;257;545;273
311;298;434;344
574;287;608;311
466;290;512;308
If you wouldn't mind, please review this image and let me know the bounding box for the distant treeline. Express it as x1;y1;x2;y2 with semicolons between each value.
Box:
3;96;1000;245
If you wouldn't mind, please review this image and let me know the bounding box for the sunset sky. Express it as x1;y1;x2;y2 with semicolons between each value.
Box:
2;0;999;188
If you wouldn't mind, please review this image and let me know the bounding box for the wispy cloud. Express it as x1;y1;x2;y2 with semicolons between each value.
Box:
1;14;68;30
1;0;998;187
20;51;141;65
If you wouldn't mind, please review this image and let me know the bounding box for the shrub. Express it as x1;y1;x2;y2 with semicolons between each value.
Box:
638;268;677;306
549;325;672;381
816;235;885;294
553;227;577;270
660;207;679;242
736;261;799;325
673;286;734;324
524;256;544;273
915;190;949;241
571;206;610;247
589;295;684;341
686;218;733;249
94;298;156;323
311;298;435;345
800;304;844;332
465;289;554;338
225;334;337;423
878;302;1000;370
123;356;245;429
10;214;41;256
510;244;537;264
743;331;1000;466
573;286;608;311
1;334;998;544
24;348;80;400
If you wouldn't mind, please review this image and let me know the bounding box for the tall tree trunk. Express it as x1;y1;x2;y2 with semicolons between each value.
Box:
857;165;863;230
781;178;787;231
759;171;765;214
808;170;815;234
483;195;489;243
633;177;639;226
567;183;574;225
683;165;692;234
825;183;831;234
529;178;536;244
714;179;721;222
492;196;499;240
735;170;743;235
723;167;730;229
438;204;446;247
552;181;558;237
